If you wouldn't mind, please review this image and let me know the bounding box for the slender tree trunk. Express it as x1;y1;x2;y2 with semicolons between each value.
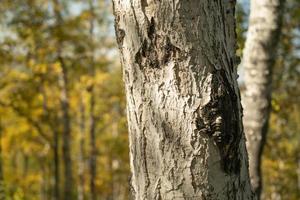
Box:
41;87;60;200
242;0;285;198
0;121;5;200
88;1;97;199
40;161;48;200
113;1;253;199
78;94;86;200
52;0;74;198
58;60;74;200
22;155;29;178
88;60;97;200
297;157;300;192
53;129;60;200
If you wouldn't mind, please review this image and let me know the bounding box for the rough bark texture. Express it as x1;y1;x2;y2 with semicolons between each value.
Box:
113;1;254;199
242;0;284;198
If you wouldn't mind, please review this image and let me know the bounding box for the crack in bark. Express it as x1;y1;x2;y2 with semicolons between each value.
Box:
135;18;181;69
115;27;125;49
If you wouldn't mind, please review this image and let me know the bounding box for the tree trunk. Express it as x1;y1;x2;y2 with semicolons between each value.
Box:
0;121;5;200
78;94;86;200
52;0;74;198
242;0;285;198
113;1;253;199
297;157;300;192
88;61;97;200
88;1;97;199
53;128;60;200
58;60;74;200
41;87;60;200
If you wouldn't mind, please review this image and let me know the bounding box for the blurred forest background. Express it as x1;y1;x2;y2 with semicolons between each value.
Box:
0;0;299;200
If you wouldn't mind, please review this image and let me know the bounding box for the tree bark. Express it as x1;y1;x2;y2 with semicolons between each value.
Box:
242;0;285;198
113;1;254;199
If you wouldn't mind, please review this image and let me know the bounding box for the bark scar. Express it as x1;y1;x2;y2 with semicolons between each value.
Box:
194;69;241;174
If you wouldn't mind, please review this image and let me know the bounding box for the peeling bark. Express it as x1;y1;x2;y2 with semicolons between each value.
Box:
113;0;253;199
242;0;285;198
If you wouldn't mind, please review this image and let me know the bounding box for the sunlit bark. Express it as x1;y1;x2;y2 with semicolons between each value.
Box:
113;1;254;199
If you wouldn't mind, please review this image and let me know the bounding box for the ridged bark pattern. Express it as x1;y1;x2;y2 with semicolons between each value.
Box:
113;1;254;199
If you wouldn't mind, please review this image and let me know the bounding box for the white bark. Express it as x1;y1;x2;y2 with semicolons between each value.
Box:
242;0;284;198
113;1;254;199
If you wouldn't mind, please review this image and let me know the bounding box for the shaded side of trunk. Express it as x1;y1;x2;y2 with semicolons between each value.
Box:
113;1;253;199
242;0;285;198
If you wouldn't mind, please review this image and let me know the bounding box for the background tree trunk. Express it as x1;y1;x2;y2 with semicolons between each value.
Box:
0;121;5;200
41;88;61;200
78;95;86;200
53;128;60;200
242;0;285;198
58;59;74;200
88;1;97;199
52;0;74;198
113;1;253;199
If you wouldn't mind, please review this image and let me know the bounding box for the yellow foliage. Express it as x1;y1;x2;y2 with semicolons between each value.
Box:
49;62;61;74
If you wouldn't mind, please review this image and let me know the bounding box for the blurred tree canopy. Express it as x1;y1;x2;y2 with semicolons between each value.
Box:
0;0;129;199
0;0;298;199
263;0;300;199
